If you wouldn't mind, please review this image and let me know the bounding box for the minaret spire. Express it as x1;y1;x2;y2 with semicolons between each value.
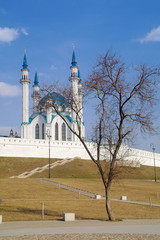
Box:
32;68;40;113
22;48;28;70
71;45;77;67
34;68;39;86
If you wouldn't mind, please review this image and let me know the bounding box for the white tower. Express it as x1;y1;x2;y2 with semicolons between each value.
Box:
69;48;79;121
20;50;31;138
69;48;85;140
32;70;40;113
78;68;85;139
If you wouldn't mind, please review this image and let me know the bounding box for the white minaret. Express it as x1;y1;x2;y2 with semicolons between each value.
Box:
78;68;85;139
32;69;40;113
20;50;31;138
69;48;85;140
69;48;79;122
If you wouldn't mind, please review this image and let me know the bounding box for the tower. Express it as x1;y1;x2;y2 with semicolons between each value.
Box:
78;68;83;122
20;50;31;138
69;48;79;121
32;69;40;113
69;48;85;140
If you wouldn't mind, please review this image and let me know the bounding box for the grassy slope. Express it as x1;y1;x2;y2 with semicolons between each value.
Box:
0;157;160;221
0;178;160;221
0;156;160;179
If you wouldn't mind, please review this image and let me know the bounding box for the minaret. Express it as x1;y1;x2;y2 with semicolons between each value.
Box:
78;68;83;122
32;69;40;113
69;48;85;141
20;50;31;124
69;47;79;122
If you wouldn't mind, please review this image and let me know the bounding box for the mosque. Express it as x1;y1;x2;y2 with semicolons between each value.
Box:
0;49;160;168
20;49;85;142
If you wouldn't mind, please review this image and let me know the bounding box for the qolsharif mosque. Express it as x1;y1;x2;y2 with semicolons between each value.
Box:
20;49;85;142
0;49;160;168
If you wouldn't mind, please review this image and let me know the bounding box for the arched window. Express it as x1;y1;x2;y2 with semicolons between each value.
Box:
62;123;66;141
55;122;58;140
35;124;39;139
42;123;45;139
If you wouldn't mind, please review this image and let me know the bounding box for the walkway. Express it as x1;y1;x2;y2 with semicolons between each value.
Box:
0;219;160;238
36;178;160;208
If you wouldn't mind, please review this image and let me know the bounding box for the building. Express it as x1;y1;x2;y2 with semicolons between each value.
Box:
20;49;85;142
0;49;160;168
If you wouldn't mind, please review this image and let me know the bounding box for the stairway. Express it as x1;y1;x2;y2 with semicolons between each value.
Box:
10;157;74;179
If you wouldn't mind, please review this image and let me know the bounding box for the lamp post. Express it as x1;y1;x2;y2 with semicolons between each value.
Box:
150;143;157;183
46;129;51;179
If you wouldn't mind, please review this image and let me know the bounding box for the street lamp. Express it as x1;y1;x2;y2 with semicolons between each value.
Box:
150;143;157;182
46;129;51;179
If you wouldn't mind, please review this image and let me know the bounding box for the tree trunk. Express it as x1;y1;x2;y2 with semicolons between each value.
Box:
105;186;115;221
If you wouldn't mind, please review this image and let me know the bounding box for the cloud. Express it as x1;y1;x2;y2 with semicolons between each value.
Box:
0;27;19;43
21;28;29;36
138;26;160;43
50;64;57;71
0;27;28;43
0;82;21;97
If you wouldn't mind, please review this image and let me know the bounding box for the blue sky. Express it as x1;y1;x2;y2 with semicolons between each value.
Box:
1;0;160;152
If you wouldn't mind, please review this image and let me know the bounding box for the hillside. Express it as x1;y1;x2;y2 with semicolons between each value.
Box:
0;157;160;180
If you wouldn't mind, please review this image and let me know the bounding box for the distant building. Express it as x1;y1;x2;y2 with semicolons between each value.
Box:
20;49;85;141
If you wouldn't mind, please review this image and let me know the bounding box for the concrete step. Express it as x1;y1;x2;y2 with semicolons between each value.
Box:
10;157;75;179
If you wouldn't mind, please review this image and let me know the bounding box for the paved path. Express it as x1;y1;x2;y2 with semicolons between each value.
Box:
0;219;160;237
36;178;160;208
36;178;97;198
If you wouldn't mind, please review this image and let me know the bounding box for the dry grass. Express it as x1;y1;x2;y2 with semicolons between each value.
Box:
0;157;160;222
51;178;160;203
0;178;160;222
1;156;160;180
0;157;58;178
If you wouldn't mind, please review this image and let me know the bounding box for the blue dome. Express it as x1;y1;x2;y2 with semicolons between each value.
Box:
39;92;69;108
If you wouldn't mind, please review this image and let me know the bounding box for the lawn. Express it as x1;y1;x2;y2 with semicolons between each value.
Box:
0;178;160;221
0;157;160;222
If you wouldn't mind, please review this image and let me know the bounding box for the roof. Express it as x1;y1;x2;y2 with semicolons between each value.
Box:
22;50;29;70
34;70;39;86
39;92;69;108
71;48;77;67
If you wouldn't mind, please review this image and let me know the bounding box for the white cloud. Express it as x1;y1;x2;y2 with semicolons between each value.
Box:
0;82;21;97
21;28;29;36
50;64;57;71
0;27;19;43
138;26;160;43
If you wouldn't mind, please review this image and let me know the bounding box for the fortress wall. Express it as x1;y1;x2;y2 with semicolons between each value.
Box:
0;137;160;167
0;137;95;160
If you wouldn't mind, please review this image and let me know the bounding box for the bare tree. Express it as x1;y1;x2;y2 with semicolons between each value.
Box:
41;50;160;221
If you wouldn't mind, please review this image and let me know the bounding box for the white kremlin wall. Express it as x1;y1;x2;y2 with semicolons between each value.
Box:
0;137;160;167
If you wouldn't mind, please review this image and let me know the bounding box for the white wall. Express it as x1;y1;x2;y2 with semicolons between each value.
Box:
0;137;160;167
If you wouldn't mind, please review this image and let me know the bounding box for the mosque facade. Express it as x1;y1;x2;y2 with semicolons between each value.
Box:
20;50;85;142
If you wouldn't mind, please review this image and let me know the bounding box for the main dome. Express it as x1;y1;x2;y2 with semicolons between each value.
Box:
39;92;69;108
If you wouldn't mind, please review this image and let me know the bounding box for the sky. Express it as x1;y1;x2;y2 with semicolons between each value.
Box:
1;0;160;152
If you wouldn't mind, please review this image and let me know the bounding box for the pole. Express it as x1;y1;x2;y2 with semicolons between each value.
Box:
42;202;44;220
49;134;50;179
47;129;51;179
150;143;157;183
